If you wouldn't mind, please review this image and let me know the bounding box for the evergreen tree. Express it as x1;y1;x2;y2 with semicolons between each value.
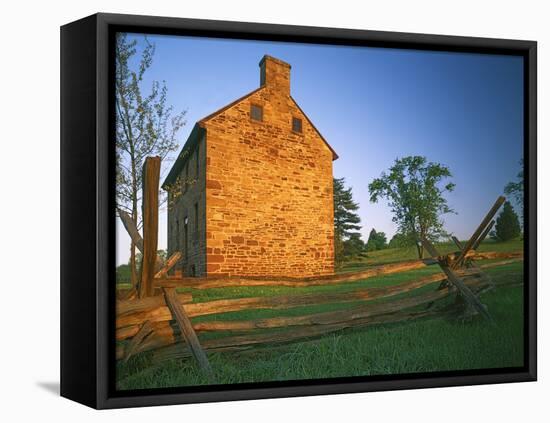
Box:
366;228;387;251
343;233;366;257
333;177;362;265
493;201;521;242
388;232;416;249
504;158;524;222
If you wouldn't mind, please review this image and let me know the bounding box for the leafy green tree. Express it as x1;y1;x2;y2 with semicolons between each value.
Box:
115;34;186;287
333;177;362;265
116;264;131;285
156;249;168;263
366;228;387;251
368;156;455;258
493;201;521;242
133;250;167;269
504;158;524;221
388;231;417;249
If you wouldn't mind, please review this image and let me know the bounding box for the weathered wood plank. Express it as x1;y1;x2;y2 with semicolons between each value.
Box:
119;275;504;361
149;309;450;362
163;287;214;380
451;236;492;285
117;268;523;360
116;288;138;301
117;271;453;330
123;320;153;363
469;251;522;260
118;209;144;252
118;208;165;272
191;288;452;332
117;292;193;316
154;251;521;290
453;196;505;268
116;258;520;332
154;252;182;279
472;220;495;250
154;261;433;290
115;270;520;361
118;283;456;341
139;157;161;298
421;238;494;323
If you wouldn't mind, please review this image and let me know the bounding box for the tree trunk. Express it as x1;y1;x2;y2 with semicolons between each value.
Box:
418;227;426;259
412;228;423;259
415;242;423;259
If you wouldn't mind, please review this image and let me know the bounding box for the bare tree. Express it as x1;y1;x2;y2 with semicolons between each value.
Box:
115;33;186;287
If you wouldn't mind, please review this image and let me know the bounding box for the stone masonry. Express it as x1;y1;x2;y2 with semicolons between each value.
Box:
163;55;337;278
166;130;207;277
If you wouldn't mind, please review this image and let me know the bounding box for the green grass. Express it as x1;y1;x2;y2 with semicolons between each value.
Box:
342;238;523;270
116;239;524;390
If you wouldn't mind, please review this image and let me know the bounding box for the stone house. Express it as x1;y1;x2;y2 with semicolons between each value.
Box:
162;55;338;278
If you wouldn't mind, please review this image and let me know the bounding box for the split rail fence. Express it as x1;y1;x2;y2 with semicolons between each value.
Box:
116;156;524;379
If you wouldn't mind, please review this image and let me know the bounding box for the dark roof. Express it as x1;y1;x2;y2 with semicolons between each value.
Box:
161;123;205;188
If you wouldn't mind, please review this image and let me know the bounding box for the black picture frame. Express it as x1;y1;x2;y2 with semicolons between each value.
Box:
60;12;537;409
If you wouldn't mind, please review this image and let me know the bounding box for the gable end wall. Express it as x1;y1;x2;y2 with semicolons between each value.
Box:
203;87;335;277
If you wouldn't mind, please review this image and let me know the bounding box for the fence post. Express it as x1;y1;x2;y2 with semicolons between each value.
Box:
453;196;505;268
163;287;215;381
139;156;161;298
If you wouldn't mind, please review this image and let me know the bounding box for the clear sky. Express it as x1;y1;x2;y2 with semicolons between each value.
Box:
116;32;524;266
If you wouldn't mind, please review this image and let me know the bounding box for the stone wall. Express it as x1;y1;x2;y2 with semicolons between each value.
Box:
201;56;335;277
167;133;207;276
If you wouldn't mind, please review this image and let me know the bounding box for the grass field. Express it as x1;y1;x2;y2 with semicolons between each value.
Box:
116;239;524;390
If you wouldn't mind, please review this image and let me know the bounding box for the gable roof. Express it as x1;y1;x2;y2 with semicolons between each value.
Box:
162;86;339;189
162;123;205;188
197;88;338;161
162;87;262;189
290;96;338;161
198;87;264;125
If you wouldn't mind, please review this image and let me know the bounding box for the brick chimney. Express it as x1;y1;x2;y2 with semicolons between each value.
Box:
259;55;291;95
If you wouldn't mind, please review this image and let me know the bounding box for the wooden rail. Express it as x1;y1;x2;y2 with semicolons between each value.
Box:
153;251;522;290
115;159;520;377
116;266;523;362
116;256;522;337
116;257;523;360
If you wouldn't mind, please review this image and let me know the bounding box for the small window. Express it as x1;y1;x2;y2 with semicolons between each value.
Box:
292;117;302;133
250;104;263;121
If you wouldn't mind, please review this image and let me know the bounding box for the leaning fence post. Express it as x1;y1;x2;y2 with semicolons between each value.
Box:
139;156;161;298
472;220;495;251
163;287;215;382
453;196;505;268
420;237;494;324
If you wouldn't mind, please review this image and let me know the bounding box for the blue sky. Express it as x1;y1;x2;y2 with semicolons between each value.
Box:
116;33;524;266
